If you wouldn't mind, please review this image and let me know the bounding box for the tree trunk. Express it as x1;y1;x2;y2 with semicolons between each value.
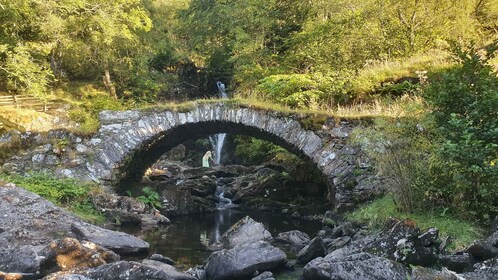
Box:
103;69;117;99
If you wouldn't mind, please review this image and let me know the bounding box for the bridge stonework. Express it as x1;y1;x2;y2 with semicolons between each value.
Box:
0;102;382;211
86;102;380;210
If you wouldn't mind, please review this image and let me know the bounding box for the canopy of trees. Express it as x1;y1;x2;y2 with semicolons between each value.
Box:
0;0;496;103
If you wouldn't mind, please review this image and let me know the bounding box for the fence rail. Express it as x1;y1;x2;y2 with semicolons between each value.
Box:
0;95;57;112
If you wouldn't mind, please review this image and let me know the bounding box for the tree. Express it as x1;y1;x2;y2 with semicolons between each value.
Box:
425;42;498;222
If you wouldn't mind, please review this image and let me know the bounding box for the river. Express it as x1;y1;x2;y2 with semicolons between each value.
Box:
122;208;322;279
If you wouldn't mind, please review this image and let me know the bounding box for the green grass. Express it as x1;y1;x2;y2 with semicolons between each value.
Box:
0;172;105;224
351;49;454;98
347;195;484;251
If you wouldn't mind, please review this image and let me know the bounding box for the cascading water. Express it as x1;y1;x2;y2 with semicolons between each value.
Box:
214;178;236;209
209;81;228;165
209;134;226;165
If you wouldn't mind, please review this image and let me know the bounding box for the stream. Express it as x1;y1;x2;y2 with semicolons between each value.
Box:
122;208;321;278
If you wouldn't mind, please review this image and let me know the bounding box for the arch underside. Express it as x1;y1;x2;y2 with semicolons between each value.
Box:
114;120;324;189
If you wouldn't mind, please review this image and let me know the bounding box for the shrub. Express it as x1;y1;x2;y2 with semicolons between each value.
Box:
256;72;348;108
424;42;498;223
351;99;434;213
137;186;162;209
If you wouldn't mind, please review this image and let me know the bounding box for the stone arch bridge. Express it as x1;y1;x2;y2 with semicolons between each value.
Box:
83;102;379;210
1;102;381;210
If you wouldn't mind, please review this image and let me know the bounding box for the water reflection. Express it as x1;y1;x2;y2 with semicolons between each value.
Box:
123;208;321;268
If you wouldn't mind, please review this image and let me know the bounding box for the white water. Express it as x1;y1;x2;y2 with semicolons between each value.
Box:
214;179;236;209
209;81;228;165
209;133;226;165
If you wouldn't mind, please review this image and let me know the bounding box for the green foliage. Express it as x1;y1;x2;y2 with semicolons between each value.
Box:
424;42;498;222
0;44;53;97
256;73;348;109
137;186;162;209
0;172;104;223
61;84;131;133
234;136;288;164
347;195;483;251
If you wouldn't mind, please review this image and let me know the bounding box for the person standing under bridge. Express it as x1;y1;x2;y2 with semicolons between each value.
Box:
202;150;214;168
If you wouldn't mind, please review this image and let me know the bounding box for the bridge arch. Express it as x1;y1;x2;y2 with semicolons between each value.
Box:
86;102;362;207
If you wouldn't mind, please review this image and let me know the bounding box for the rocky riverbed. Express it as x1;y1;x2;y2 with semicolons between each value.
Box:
2;179;498;280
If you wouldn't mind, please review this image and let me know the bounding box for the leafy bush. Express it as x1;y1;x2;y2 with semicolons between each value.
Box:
256;72;348;108
137;186;162;209
424;43;498;222
234;136;288;164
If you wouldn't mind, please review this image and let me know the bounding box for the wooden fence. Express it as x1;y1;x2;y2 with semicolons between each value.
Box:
0;95;57;112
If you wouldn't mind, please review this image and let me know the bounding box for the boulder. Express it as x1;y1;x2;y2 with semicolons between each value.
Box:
418;228;439;246
204;241;287;280
487;231;498;248
301;252;409;280
45;274;90;280
365;219;438;266
40;238;119;273
150;253;175;265
82;261;189;280
251;271;274;280
410;267;459;280
324;236;351;252
297;237;325;264
0;246;41;275
0;184;149;257
208;216;272;250
439;253;474;273
467;241;498;261
181;177;216;197
161;185;206;216
462;257;498;280
71;223;149;255
275;230;311;248
142;259;197;280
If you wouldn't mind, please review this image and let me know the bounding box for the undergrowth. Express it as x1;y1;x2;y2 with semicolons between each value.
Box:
0;172;105;224
347;195;484;251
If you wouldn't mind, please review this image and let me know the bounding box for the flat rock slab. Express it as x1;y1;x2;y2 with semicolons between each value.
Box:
71;223;149;255
0;183;148;256
81;261;189;280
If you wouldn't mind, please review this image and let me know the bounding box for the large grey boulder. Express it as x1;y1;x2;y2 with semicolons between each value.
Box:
0;183;149;257
296;237;325;264
458;257;498;280
0;246;41;274
364;219;438;266
275;230;311;249
208;216;272;250
205;241;287;280
301;252;409;280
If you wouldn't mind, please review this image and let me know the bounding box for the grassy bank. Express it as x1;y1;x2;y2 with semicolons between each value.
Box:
0;172;105;224
347;195;484;251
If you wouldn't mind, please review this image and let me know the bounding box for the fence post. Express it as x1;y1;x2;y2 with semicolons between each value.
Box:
13;95;18;108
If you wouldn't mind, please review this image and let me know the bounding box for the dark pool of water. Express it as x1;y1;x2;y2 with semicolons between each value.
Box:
121;208;322;276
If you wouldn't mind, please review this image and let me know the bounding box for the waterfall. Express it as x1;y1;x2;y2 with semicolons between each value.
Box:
209;134;226;165
209;80;228;165
214;178;236;209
